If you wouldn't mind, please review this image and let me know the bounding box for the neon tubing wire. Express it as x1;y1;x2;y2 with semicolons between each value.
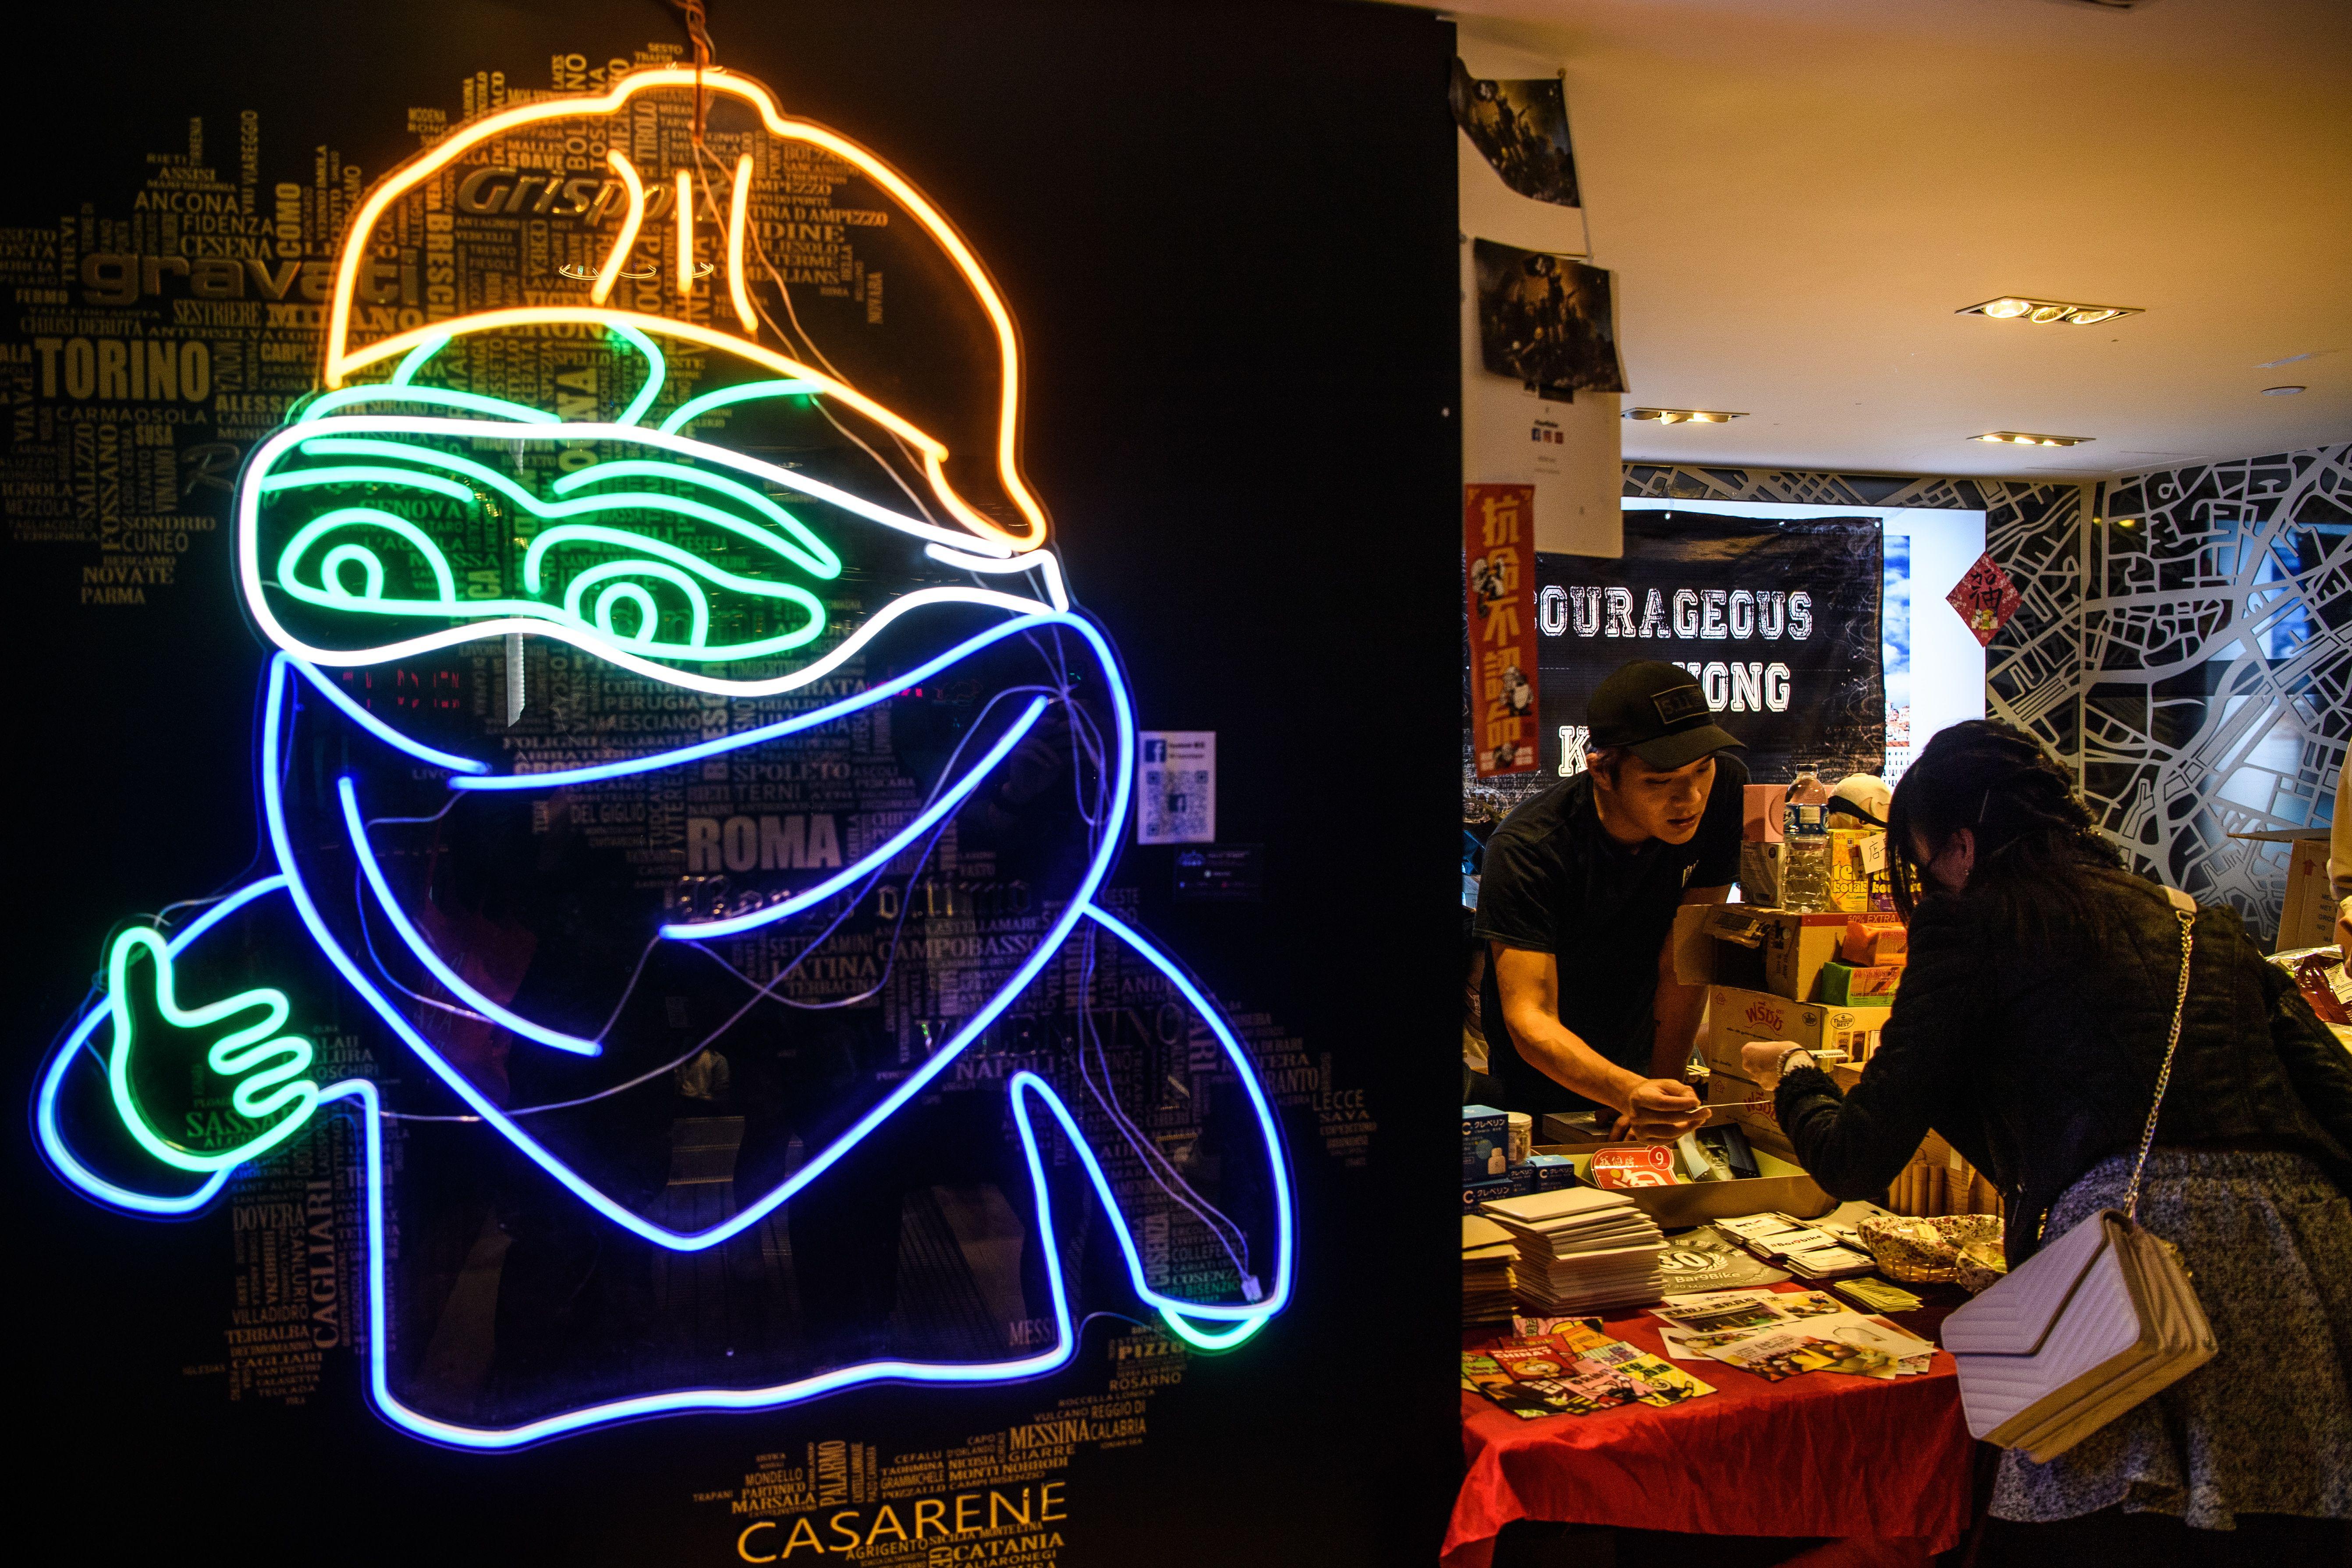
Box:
337;690;1045;1039
34;876;288;1214
256;619;1131;1252
329;1070;1087;1448
589;150;646;305
44;644;1286;1436
448;611;1076;791
320;68;1051;552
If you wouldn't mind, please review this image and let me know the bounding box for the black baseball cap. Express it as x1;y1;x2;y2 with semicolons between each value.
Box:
1588;660;1743;770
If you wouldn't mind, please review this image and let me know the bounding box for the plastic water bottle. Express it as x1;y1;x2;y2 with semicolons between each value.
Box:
1781;768;1833;912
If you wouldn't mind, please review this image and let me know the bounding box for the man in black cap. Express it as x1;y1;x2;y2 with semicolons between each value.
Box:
1475;660;1748;1138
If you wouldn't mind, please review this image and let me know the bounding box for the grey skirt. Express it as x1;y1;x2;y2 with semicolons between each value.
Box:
1990;1148;2352;1528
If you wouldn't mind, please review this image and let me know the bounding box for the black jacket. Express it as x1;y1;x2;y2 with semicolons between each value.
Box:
1775;868;2352;1266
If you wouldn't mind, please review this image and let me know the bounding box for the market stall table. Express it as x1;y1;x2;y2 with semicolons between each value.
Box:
1448;1284;1975;1568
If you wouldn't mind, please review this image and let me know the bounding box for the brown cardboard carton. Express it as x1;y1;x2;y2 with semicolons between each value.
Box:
1704;984;1891;1076
1758;909;1861;1000
1670;903;1858;1003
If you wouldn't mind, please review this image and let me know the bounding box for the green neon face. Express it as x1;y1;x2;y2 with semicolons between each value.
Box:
248;329;848;676
105;928;320;1173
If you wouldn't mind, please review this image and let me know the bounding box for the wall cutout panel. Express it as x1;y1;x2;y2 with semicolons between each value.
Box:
2089;444;2351;940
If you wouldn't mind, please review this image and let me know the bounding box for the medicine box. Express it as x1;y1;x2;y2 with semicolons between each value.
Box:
1462;1177;1515;1209
1462;1104;1510;1184
1523;1152;1575;1191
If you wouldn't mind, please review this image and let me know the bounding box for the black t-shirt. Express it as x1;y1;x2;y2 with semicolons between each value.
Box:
1474;756;1747;1115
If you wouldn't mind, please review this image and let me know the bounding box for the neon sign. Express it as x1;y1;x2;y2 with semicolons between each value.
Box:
36;65;1292;1446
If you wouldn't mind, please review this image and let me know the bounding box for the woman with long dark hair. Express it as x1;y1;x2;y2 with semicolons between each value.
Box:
1741;720;2352;1559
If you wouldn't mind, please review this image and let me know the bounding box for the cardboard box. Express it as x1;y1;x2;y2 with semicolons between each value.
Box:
1819;960;1901;1003
1463;1104;1510;1183
1704;984;1892;1077
1531;1141;1834;1229
1840;920;1907;965
1757;910;1863;1001
1679;905;1862;1003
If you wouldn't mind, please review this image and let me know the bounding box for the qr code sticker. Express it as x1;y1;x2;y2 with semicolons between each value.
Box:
1137;731;1215;844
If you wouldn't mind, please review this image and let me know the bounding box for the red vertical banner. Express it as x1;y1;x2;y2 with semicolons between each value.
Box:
1466;482;1541;775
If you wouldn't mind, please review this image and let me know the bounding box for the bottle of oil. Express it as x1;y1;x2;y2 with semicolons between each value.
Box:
1780;769;1834;912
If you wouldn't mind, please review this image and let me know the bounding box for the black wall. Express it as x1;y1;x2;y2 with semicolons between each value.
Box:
5;2;1462;1560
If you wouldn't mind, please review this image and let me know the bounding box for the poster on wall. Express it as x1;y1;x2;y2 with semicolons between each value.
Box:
0;13;1454;1557
1534;513;1884;784
1472;238;1625;399
1466;482;1542;775
1447;60;1580;209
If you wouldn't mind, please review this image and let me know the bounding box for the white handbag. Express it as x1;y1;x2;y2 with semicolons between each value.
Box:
1939;887;2218;1463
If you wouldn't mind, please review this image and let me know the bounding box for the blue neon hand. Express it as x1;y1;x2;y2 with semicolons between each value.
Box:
104;927;322;1173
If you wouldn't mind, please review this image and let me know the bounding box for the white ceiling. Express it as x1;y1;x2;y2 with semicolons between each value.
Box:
1434;0;2352;481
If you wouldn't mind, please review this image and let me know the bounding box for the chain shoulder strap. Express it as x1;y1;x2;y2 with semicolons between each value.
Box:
2122;893;2197;1221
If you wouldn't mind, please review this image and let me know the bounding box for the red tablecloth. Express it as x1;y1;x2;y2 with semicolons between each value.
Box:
1447;1287;1974;1567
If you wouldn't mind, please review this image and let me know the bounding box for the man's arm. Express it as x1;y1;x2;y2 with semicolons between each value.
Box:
1650;884;1732;1079
1490;943;1706;1140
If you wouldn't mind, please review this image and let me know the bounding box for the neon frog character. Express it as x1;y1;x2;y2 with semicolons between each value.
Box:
36;68;1291;1447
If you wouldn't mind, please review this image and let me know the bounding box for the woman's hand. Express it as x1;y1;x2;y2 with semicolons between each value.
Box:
1741;1039;1806;1088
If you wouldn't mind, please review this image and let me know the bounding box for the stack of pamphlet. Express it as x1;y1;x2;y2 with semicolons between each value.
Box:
1480;1187;1667;1313
1462;1214;1517;1324
1715;1213;1877;1281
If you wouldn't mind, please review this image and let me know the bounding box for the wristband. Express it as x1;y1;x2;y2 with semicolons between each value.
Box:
1774;1045;1819;1079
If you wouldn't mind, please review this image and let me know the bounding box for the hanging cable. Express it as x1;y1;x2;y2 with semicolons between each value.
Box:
672;0;715;146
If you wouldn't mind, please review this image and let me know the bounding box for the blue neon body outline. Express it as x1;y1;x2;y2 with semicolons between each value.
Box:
333;692;1050;1047
35;614;1296;1442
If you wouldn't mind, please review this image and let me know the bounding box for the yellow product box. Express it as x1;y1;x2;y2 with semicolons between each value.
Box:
1827;828;1888;913
1703;983;1891;1078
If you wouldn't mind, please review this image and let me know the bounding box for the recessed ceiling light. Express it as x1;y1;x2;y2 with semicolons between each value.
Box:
2261;385;2306;396
1975;431;2093;447
1625;407;1747;424
1958;296;2142;326
2255;352;2317;368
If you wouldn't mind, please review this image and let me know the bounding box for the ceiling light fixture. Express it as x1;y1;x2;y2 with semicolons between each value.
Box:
2261;385;2306;396
1958;296;2141;327
1975;431;2093;447
1624;408;1747;425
